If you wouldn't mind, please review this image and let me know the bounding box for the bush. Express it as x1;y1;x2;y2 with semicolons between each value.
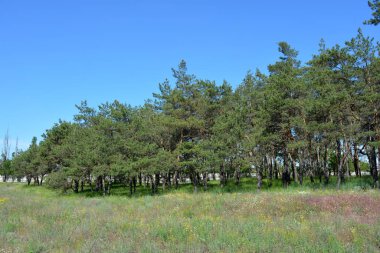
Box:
45;171;70;192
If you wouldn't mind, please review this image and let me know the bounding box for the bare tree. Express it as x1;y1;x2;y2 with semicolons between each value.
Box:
1;130;11;182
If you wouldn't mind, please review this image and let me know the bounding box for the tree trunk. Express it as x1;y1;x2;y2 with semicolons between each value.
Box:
96;176;102;192
310;173;315;183
257;166;262;190
220;164;226;187
74;179;79;193
133;176;137;193
162;174;166;191
151;173;159;194
346;161;351;177
34;176;40;185
129;177;133;195
316;147;322;183
291;157;297;183
202;172;208;191
337;140;349;188
274;159;279;180
174;170;179;189
107;176;112;195
138;173;142;186
323;145;329;185
298;156;303;186
167;173;171;188
89;176;93;192
234;166;241;185
336;140;343;188
353;143;361;177
368;145;379;188
102;176;106;196
282;149;290;187
268;157;273;187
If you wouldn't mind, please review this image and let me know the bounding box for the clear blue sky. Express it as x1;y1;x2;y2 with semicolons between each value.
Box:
0;0;378;151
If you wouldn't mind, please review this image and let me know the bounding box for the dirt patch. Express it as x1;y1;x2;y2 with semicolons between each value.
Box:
303;194;380;224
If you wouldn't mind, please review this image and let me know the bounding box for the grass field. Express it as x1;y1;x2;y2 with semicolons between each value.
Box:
1;178;380;252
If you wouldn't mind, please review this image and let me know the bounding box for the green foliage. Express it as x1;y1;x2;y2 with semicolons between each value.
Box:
365;0;380;25
6;30;380;193
0;160;12;180
45;170;69;191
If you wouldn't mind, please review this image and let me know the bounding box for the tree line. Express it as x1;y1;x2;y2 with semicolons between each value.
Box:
1;29;379;195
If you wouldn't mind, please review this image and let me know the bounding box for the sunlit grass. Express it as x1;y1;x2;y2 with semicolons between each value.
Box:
0;180;379;252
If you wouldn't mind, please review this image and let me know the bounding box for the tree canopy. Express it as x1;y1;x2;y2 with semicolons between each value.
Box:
365;0;380;25
2;30;380;195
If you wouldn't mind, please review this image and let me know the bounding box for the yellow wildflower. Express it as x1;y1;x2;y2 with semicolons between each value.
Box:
0;197;8;203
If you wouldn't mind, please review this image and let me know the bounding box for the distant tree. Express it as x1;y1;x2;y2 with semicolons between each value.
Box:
345;30;380;187
1;130;12;182
264;42;305;187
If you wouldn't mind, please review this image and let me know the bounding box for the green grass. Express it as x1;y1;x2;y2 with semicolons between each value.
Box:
68;175;375;198
1;179;380;252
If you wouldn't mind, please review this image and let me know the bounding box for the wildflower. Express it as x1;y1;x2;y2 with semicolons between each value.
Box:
0;197;8;203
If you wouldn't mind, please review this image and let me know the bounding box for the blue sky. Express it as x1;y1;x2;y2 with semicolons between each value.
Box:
0;0;379;151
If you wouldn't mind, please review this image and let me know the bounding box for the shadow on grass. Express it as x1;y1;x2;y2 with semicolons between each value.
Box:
33;175;375;199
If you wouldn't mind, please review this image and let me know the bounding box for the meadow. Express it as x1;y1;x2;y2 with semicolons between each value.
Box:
1;177;380;253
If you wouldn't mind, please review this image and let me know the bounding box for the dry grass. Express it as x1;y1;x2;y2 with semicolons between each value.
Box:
1;183;380;252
